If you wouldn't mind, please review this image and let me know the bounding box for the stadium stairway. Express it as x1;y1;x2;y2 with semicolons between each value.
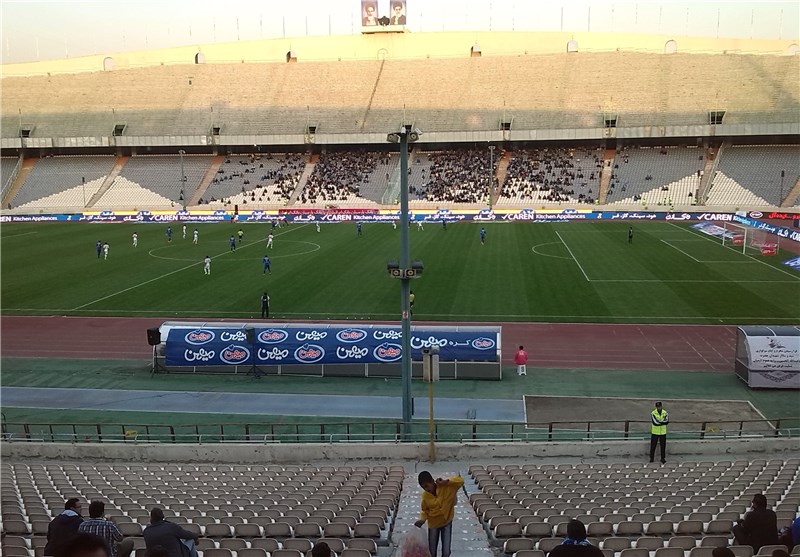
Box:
189;154;225;205
598;147;616;204
698;143;725;205
780;175;800;207
86;156;130;207
2;157;36;208
493;150;512;205
390;470;493;557
289;154;318;205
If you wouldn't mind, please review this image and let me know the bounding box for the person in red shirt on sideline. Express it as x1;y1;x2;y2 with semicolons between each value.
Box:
514;345;528;376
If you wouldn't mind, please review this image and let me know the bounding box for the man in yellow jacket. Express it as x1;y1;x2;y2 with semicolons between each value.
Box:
414;471;464;557
649;401;669;464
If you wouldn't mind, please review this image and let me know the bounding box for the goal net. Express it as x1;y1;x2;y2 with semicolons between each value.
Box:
722;222;779;256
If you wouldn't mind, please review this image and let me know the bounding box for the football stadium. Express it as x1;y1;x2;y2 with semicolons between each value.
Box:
1;1;800;557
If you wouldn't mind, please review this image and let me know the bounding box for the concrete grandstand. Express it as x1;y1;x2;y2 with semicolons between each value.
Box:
1;26;799;557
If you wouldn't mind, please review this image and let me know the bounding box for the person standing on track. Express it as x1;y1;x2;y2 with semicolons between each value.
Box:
628;226;634;244
261;291;270;319
649;401;669;464
514;345;528;376
266;233;274;249
203;256;211;275
132;233;138;248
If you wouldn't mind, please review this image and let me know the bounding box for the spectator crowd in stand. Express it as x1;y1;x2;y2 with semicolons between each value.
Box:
198;153;305;206
301;152;386;204
412;150;495;203
501;148;601;204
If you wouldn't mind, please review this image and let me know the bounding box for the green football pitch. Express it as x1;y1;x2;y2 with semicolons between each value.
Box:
1;220;798;323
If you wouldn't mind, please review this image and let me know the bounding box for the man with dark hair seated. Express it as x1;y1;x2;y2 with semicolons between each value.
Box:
78;501;132;557
63;533;108;557
143;508;198;557
45;498;84;557
733;494;779;553
548;520;604;557
310;542;331;557
711;548;735;557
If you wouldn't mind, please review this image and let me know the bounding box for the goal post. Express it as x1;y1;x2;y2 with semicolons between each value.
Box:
721;222;748;253
746;228;779;256
722;222;779;256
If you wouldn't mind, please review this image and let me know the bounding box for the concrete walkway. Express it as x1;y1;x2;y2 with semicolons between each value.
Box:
390;468;493;557
0;387;525;422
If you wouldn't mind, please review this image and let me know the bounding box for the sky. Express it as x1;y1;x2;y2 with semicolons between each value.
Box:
0;0;798;64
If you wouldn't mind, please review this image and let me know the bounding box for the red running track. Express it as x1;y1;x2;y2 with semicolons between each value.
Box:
0;316;737;371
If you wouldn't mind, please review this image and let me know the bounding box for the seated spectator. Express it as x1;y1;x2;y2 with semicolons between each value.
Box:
548;520;604;557
63;533;108;557
733;494;779;553
311;542;331;557
791;513;800;548
78;501;132;557
45;498;84;557
143;508;198;557
712;549;735;557
146;547;169;557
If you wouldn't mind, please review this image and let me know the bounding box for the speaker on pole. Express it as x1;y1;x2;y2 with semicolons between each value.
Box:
147;328;161;346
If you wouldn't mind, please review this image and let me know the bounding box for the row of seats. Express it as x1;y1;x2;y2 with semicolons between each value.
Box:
1;465;404;545
505;543;800;557
5;145;796;210
2;534;376;557
466;461;798;546
3;53;797;136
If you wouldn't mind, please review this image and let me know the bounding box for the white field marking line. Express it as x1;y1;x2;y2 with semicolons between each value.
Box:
5;308;800;321
148;240;321;262
0;314;787;327
661;239;761;264
1;231;38;239
660;239;702;262
591;279;799;283
71;224;310;311
531;242;572;260
668;222;800;281
554;230;591;282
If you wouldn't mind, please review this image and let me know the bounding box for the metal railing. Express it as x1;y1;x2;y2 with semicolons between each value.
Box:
2;418;797;445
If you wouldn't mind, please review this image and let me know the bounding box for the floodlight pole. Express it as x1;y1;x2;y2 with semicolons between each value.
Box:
489;145;496;207
399;129;413;437
179;149;186;210
780;170;785;205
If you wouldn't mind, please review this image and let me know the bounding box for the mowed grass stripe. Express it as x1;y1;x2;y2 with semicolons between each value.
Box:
1;221;799;323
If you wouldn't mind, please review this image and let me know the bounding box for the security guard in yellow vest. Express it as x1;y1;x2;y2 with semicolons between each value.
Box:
649;401;669;464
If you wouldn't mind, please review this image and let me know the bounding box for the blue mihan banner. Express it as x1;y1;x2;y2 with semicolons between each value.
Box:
164;325;500;366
